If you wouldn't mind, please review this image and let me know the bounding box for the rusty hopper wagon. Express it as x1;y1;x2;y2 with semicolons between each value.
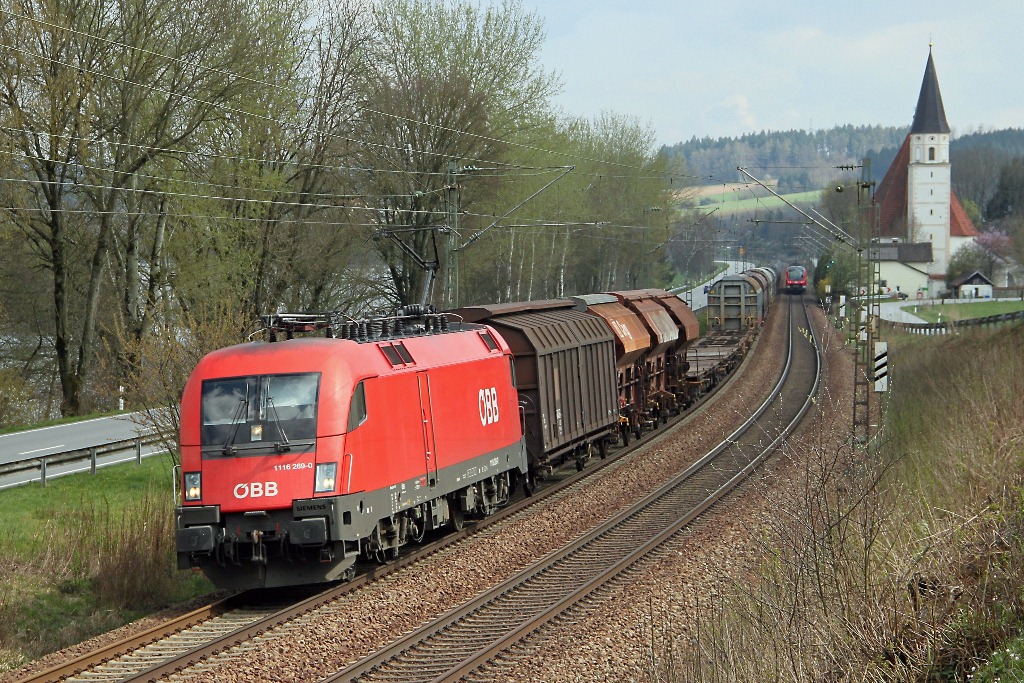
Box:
647;289;701;408
607;290;679;429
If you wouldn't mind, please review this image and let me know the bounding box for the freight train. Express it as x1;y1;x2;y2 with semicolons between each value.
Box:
175;272;776;590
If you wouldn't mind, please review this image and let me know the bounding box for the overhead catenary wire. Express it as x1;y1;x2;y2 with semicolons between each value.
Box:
0;8;690;180
0;203;448;227
737;167;855;245
0;167;451;210
0;7;709;272
1;199;680;244
0;127;571;183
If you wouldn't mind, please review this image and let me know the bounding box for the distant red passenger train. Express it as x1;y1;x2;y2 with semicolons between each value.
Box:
784;265;807;294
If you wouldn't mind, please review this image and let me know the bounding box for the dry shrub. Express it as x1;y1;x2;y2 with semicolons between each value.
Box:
91;488;179;608
27;488;179;610
674;324;1024;681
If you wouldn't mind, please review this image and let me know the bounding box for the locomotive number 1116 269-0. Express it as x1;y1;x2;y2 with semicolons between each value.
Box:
273;462;313;472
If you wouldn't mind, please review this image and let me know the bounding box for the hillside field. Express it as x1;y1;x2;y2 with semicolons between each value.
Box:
678;186;823;216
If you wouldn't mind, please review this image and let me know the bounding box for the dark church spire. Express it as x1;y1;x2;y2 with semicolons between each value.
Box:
910;47;950;134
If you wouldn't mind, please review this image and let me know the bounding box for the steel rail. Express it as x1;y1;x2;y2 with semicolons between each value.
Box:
320;296;820;683
14;596;238;683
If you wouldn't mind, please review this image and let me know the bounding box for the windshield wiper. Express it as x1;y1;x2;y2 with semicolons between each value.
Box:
223;395;248;456
266;396;291;453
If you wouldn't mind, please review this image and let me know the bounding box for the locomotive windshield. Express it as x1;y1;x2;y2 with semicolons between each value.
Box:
200;372;320;455
787;266;805;279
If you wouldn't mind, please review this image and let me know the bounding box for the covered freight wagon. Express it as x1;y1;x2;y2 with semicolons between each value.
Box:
708;270;771;331
449;300;619;476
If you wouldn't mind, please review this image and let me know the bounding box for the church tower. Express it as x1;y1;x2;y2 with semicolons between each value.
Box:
872;47;977;297
906;47;952;281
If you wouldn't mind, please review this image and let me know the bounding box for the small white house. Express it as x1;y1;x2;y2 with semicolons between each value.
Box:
951;271;994;299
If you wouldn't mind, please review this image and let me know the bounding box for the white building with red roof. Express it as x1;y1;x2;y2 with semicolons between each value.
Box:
872;48;979;297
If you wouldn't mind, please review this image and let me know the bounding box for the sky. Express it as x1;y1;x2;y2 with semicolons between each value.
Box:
512;0;1024;148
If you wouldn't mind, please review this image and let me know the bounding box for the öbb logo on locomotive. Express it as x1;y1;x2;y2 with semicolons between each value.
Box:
478;386;500;426
233;481;279;499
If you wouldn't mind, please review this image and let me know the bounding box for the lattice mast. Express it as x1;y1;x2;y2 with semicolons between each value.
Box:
851;160;878;446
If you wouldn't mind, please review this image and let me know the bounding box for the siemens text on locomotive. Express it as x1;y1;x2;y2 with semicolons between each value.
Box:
174;275;775;590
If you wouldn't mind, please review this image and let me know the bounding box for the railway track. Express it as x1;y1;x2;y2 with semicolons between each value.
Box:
17;596;262;683
13;296;797;683
320;294;819;683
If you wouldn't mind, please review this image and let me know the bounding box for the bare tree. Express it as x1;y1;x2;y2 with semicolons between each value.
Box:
0;0;298;414
355;0;558;308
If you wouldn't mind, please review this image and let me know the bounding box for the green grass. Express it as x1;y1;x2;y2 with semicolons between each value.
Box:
971;635;1024;682
0;454;177;553
901;299;1024;323
0;453;214;672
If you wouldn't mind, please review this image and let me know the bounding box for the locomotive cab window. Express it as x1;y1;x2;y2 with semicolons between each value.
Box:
200;372;319;455
347;381;367;431
480;331;499;351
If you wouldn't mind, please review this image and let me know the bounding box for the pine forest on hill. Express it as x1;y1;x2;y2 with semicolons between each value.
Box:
664;125;1024;198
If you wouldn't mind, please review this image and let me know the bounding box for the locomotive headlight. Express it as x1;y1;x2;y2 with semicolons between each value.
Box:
184;472;202;501
314;463;337;493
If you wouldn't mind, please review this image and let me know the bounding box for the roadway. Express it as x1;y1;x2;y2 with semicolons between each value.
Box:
0;413;166;490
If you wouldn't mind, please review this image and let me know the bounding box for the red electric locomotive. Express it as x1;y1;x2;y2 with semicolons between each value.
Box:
175;308;528;589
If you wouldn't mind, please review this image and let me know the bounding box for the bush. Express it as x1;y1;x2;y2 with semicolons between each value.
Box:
672;325;1024;680
0;368;38;430
0;462;213;670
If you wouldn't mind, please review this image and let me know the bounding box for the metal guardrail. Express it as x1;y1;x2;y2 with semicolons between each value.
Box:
881;309;1024;335
0;434;164;486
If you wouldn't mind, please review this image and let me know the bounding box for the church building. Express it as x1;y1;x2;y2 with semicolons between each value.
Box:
871;48;979;297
